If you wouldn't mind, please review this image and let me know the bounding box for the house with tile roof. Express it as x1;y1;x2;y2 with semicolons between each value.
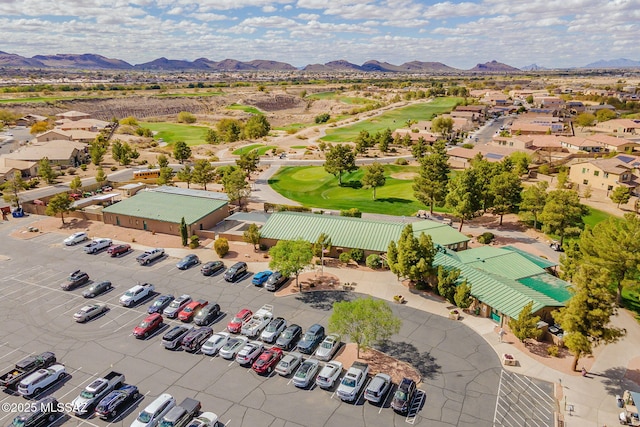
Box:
595;119;640;135
569;157;638;194
2;139;88;167
585;133;639;153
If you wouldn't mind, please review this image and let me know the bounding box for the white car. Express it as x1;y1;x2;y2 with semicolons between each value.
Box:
293;358;320;388
119;283;155;307
235;341;264;366
17;364;66;396
275;352;303;376
364;372;392;403
201;332;230;356
219;336;248;360
315;361;343;389
74;303;109;322
64;232;88;246
83;238;112;254
186;412;219;427
314;333;341;361
260;317;287;344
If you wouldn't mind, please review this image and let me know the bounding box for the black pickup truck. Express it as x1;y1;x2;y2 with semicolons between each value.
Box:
0;352;56;389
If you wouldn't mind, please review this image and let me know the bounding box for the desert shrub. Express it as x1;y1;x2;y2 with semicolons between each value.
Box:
259;243;268;251
209;156;220;162
366;254;382;269
26;178;40;189
339;252;351;264
547;345;560;357
67;167;76;175
315;113;330;124
189;235;199;249
350;248;364;263
177;111;197;123
477;232;495;244
538;164;550;175
340;208;361;218
111;166;118;171
214;238;229;257
462;143;474;149
395;158;408;165
79;164;87;171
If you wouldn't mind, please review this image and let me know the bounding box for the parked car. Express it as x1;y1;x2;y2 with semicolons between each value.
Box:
201;332;230;356
95;384;140;419
61;270;89;291
107;244;131;257
163;294;192;319
137;248;165;265
275;324;302;350
223;262;247;282
275;352;303;376
82;280;112;298
296;324;325;354
131;393;175;427
162;325;192;350
176;254;200;270
148;294;175;314
186;412;219;427
293;358;320;388
120;283;155;307
0;352;56;390
178;299;208;322
218;336;248;360
391;377;417;414
226;308;252;333
17;364;66;397
181;327;213;353
74;303;109;322
200;261;224;276
133;313;163;339
83;238;112;254
315;361;343;389
260;317;287;344
235;341;264;366
71;371;125;415
251;270;272;286
315;333;341;361
193;303;221;326
264;271;287;291
252;347;283;375
64;232;88;246
8;396;59;427
364;373;392;404
158;397;200;427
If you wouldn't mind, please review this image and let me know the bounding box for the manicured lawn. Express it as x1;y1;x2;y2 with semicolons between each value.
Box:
269;165;447;216
320;97;462;142
154;91;225;98
139;122;210;146
622;288;640;320
274;123;314;132
306;92;374;105
291;145;308;149
583;207;611;228
232;144;277;156
227;103;262;114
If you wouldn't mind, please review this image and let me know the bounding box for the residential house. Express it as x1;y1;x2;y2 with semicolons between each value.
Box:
535;96;565;110
447;145;524;168
0;157;38;179
558;136;604;153
56;118;110;131
569;157;638;194
55;110;91;121
585;104;616;114
453;105;488;121
585;134;639;153
2;139;88;167
566;101;585;114
15;114;47;127
510;120;552;135
595;119;640;136
391;129;437;143
490;135;534;150
34;130;73;143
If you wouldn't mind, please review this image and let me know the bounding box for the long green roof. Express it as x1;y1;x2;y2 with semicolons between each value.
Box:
452;246;549;280
102;190;227;225
501;246;558;269
259;212;469;252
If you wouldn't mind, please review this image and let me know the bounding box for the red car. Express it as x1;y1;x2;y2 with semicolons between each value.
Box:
178;299;208;322
227;308;252;333
252;347;283;375
108;244;131;257
133;313;163;339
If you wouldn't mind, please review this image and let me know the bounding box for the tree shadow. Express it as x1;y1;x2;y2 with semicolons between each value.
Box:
375;197;412;204
340;180;362;189
294;290;355;311
375;340;440;380
599;366;635;397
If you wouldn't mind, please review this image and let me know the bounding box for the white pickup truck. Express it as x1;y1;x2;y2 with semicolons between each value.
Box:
71;371;125;415
83;238;112;254
136;248;165;265
336;361;369;402
241;304;273;338
120;283;155;307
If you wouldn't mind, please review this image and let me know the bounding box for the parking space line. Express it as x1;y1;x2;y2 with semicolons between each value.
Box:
379;386;394;414
99;311;131;328
55;367;89;401
0;347;21;361
113;315;144;333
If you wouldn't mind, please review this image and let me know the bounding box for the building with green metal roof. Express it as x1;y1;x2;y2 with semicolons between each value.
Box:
258;211;470;255
102;188;229;236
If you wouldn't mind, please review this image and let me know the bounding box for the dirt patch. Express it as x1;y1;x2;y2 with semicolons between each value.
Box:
274;271;341;297
390;172;418;180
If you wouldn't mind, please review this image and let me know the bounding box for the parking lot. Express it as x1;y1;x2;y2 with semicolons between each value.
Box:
0;223;503;427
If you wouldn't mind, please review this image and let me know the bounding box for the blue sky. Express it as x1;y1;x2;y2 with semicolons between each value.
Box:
0;0;638;69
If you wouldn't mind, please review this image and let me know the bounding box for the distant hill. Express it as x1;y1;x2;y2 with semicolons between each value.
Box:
469;60;520;72
303;60;363;72
31;53;133;69
520;64;548;71
0;51;46;67
397;61;458;72
582;58;640;68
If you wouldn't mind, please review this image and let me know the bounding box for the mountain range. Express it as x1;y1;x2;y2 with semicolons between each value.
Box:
1;51;639;72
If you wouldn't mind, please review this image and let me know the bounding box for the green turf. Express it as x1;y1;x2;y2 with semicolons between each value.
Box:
622;287;640;320
583;207;611;228
291;145;308;149
268;165;450;216
139;122;209;146
306;91;335;100
153;91;224;98
320;97;462;142
227;104;262;114
0;95;103;104
306;91;374;105
232;144;277;156
274;123;314;132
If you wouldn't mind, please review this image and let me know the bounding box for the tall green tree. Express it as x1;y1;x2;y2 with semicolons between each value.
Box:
179;217;188;247
361;162;386;200
111;140;139;166
519;181;548;230
243;115;271;139
377;128;393;153
176;164;193;188
156;167;174;185
554;264;625;371
437;266;461;304
235;150;260;179
445;168;482;231
328;298;402;358
470;155;498;213
222;169;250;209
610;186;631;208
538;190;589;245
431;116;454;140
69;176;82;193
243;223;261;250
157;154;169;169
172;141;192;164
313;233;332;258
489;171;522;225
38;157;56;184
454;280;472;309
95;167;106;186
324;144;357;185
575;113;596;130
192;159;215;190
389;224;436;284
89;136;107;165
45;193;73;225
411;137;428;160
205;128;220;144
217;118;243;142
413;140;449;214
508;302;542;345
268;239;314;290
2;171;26;209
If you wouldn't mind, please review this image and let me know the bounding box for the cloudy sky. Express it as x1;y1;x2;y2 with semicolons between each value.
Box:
1;0;638;69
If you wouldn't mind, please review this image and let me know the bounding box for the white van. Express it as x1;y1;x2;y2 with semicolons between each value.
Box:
131;393;176;427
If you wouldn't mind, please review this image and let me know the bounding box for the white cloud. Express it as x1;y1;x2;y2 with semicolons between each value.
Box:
296;13;320;20
262;5;278;12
